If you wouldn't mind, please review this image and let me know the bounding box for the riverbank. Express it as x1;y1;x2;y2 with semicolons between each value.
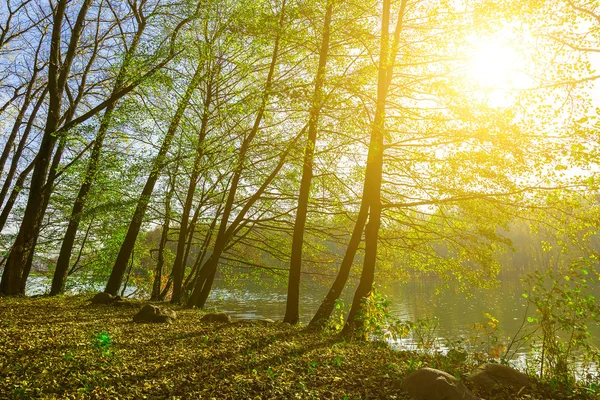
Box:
0;295;592;399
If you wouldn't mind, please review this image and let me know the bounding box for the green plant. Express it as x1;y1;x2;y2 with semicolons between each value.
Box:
332;355;344;368
266;366;279;379
93;331;113;356
325;298;346;332
517;260;600;386
356;288;411;342
411;316;440;354
406;357;423;372
469;312;505;360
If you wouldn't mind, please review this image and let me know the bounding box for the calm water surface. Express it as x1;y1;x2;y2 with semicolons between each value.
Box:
206;277;600;353
25;275;600;355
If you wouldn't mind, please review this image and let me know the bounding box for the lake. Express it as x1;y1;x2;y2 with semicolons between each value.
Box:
24;274;600;360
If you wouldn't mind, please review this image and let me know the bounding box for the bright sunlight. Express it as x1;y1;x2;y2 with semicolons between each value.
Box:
469;39;519;88
465;34;533;106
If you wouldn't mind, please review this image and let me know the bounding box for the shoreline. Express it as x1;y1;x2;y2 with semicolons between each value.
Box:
1;295;596;399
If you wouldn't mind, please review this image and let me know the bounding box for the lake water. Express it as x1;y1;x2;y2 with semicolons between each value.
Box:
207;278;599;348
207;277;600;376
24;275;600;362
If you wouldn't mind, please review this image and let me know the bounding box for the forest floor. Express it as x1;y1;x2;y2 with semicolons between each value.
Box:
0;295;593;399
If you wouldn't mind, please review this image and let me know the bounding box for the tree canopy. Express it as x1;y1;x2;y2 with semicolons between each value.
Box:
0;0;599;335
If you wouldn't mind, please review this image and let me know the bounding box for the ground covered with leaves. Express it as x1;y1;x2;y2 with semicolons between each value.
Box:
0;295;591;399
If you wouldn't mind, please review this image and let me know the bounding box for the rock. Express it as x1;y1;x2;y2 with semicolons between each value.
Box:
257;318;275;326
201;312;231;323
133;304;159;322
91;292;116;304
155;315;173;324
402;368;477;400
468;363;530;392
161;308;177;320
133;304;177;323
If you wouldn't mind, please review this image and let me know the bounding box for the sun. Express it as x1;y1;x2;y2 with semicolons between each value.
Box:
469;39;519;89
465;34;533;106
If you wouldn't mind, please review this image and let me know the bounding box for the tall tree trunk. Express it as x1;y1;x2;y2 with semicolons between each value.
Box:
187;0;288;307
308;202;369;327
51;18;147;295
22;129;71;286
342;0;407;335
151;174;175;300
283;0;334;324
0;0;93;296
104;62;204;295
187;127;303;308
309;0;407;330
171;78;213;303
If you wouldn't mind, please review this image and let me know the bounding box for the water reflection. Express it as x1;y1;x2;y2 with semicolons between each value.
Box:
24;275;600;354
206;278;600;355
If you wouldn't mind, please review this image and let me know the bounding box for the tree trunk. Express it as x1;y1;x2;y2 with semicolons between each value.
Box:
342;0;407;335
151;175;175;300
50;19;146;295
283;0;334;324
171;78;213;303
308;202;369;327
0;0;93;296
104;62;204;295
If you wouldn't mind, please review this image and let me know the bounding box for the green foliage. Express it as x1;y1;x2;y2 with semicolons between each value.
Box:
468;312;505;361
513;260;600;387
356;288;411;343
93;331;113;357
409;317;440;354
356;288;394;341
406;357;423;372
324;298;345;332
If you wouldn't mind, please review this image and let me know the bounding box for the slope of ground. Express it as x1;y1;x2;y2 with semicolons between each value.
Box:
0;295;589;399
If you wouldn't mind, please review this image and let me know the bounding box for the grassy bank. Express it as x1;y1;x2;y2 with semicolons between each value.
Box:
0;296;591;399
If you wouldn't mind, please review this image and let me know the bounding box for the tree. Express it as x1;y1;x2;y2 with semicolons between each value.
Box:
187;0;293;307
50;0;150;295
0;0;95;296
104;60;205;295
283;0;334;324
0;0;196;296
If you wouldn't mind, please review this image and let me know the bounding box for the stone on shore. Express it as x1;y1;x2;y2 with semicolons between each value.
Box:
201;312;232;323
91;292;119;304
468;363;530;393
402;367;477;400
133;304;176;323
